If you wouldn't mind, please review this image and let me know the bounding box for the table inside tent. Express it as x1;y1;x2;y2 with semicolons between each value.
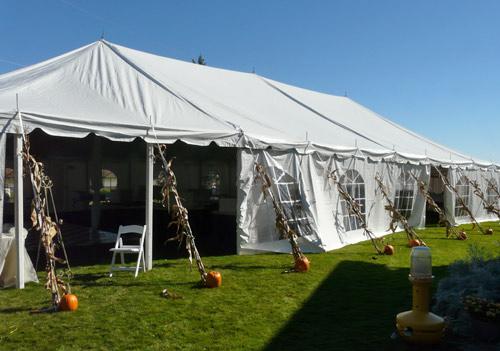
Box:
0;225;38;288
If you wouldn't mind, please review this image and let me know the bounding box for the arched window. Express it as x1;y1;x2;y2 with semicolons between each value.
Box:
3;167;15;203
394;171;415;219
454;176;470;217
270;167;313;237
339;170;366;231
486;178;499;207
101;169;118;192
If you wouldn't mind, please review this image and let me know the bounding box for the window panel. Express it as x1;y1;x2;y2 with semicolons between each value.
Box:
486;179;498;207
270;167;313;237
394;171;415;220
454;176;470;218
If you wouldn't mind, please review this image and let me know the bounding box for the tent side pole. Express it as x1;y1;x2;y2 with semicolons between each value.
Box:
0;132;6;231
145;143;154;270
14;133;25;289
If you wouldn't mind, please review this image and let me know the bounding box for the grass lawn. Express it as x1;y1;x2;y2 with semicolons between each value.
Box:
1;222;499;351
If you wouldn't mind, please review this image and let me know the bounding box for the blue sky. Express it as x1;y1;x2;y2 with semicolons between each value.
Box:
1;1;499;162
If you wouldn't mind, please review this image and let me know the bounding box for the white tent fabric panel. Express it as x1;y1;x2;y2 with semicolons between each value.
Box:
445;168;499;226
237;149;429;253
0;131;5;230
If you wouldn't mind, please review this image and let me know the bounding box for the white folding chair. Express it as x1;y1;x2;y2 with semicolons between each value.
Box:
109;225;147;278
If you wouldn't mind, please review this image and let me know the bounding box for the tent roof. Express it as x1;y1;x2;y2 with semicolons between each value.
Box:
0;40;496;168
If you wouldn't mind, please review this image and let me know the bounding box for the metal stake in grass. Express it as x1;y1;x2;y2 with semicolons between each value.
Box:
328;170;383;254
374;174;426;245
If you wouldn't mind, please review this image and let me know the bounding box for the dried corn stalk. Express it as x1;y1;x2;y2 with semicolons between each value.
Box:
409;172;462;239
461;172;500;220
483;176;500;198
374;174;425;244
434;167;485;234
23;137;70;310
254;163;308;264
329;170;383;254
155;145;207;285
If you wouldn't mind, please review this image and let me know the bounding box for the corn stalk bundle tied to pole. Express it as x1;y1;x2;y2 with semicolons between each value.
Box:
328;170;383;254
484;176;500;199
374;174;425;245
434;167;485;234
409;172;462;239
155;145;207;285
462;173;500;220
23;137;71;310
254;163;309;271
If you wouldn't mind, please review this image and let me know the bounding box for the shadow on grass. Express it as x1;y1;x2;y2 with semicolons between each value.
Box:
0;306;38;314
69;272;206;290
70;272;165;288
209;263;288;271
152;261;179;269
263;260;455;351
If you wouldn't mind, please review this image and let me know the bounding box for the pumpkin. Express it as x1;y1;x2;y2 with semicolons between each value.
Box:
485;228;493;235
59;293;78;312
383;244;395;255
457;231;467;240
294;256;310;272
408;239;422;248
205;271;222;288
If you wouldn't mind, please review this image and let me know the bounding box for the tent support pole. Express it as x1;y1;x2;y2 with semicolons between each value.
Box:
90;135;102;241
145;143;154;270
14;133;25;289
0;132;5;232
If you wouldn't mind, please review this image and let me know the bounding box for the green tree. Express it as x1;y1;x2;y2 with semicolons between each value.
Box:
191;54;206;65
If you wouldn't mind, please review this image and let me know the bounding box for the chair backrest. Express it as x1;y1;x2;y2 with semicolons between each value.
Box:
115;225;147;248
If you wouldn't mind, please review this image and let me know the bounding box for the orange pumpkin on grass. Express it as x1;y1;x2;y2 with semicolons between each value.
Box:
294;256;310;272
205;271;222;288
59;293;78;312
457;231;467;240
383;244;395;255
408;239;422;248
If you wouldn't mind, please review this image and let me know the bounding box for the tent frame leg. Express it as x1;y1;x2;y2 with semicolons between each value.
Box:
14;133;25;289
145;143;154;270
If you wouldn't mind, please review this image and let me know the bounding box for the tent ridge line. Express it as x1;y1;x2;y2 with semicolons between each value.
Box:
258;77;389;150
100;41;240;133
346;98;475;161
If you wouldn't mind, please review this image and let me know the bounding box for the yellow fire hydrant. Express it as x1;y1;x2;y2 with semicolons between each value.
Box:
396;246;445;344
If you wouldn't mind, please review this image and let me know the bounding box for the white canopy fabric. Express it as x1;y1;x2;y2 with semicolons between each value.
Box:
0;40;497;169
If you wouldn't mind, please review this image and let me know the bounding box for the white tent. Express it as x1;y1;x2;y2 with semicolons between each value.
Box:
0;41;498;285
